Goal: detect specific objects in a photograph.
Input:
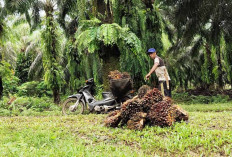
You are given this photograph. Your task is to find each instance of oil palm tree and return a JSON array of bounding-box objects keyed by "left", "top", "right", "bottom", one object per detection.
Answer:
[
  {"left": 162, "top": 0, "right": 232, "bottom": 88},
  {"left": 0, "top": 4, "right": 7, "bottom": 99},
  {"left": 75, "top": 20, "right": 144, "bottom": 89},
  {"left": 4, "top": 0, "right": 65, "bottom": 103}
]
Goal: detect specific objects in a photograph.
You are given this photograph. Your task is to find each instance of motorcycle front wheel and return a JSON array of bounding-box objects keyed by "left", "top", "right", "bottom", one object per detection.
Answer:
[{"left": 62, "top": 98, "right": 85, "bottom": 115}]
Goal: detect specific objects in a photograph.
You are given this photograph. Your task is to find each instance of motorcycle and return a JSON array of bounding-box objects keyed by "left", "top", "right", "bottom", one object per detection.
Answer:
[{"left": 62, "top": 78, "right": 132, "bottom": 115}]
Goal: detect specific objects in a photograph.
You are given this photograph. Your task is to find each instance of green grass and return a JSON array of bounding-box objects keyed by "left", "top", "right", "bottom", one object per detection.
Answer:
[
  {"left": 0, "top": 103, "right": 232, "bottom": 156},
  {"left": 180, "top": 102, "right": 232, "bottom": 112}
]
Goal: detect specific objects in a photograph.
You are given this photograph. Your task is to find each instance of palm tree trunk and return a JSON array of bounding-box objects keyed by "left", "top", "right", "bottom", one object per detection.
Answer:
[
  {"left": 216, "top": 46, "right": 223, "bottom": 88},
  {"left": 0, "top": 47, "right": 2, "bottom": 99},
  {"left": 0, "top": 77, "right": 3, "bottom": 99},
  {"left": 100, "top": 45, "right": 120, "bottom": 90},
  {"left": 205, "top": 44, "right": 214, "bottom": 87},
  {"left": 178, "top": 72, "right": 183, "bottom": 90},
  {"left": 230, "top": 78, "right": 232, "bottom": 89},
  {"left": 53, "top": 87, "right": 60, "bottom": 104},
  {"left": 102, "top": 56, "right": 120, "bottom": 90},
  {"left": 184, "top": 79, "right": 188, "bottom": 91},
  {"left": 44, "top": 3, "right": 61, "bottom": 104},
  {"left": 94, "top": 0, "right": 113, "bottom": 23}
]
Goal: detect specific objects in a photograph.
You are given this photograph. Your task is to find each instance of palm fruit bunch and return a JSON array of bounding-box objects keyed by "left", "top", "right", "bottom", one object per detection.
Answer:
[
  {"left": 120, "top": 98, "right": 144, "bottom": 126},
  {"left": 137, "top": 85, "right": 151, "bottom": 98},
  {"left": 170, "top": 105, "right": 189, "bottom": 122},
  {"left": 108, "top": 70, "right": 131, "bottom": 80},
  {"left": 147, "top": 100, "right": 175, "bottom": 127},
  {"left": 104, "top": 85, "right": 189, "bottom": 130},
  {"left": 104, "top": 110, "right": 122, "bottom": 127},
  {"left": 141, "top": 88, "right": 163, "bottom": 112},
  {"left": 127, "top": 112, "right": 147, "bottom": 130}
]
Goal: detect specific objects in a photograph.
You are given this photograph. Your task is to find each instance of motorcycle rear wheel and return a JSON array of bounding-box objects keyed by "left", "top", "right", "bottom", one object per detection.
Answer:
[{"left": 62, "top": 98, "right": 85, "bottom": 115}]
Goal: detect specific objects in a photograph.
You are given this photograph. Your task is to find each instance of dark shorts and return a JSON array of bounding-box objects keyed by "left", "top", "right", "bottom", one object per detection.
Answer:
[{"left": 158, "top": 81, "right": 172, "bottom": 97}]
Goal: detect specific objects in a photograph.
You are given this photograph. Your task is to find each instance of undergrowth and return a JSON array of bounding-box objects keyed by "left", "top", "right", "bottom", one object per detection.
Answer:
[
  {"left": 0, "top": 111, "right": 231, "bottom": 156},
  {"left": 0, "top": 96, "right": 61, "bottom": 116},
  {"left": 173, "top": 92, "right": 231, "bottom": 104}
]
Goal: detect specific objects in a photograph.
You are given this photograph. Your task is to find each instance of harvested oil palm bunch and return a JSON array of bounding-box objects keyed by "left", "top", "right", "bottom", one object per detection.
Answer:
[
  {"left": 120, "top": 98, "right": 144, "bottom": 126},
  {"left": 122, "top": 72, "right": 131, "bottom": 79},
  {"left": 127, "top": 112, "right": 147, "bottom": 130},
  {"left": 147, "top": 100, "right": 175, "bottom": 127},
  {"left": 163, "top": 96, "right": 172, "bottom": 104},
  {"left": 141, "top": 88, "right": 163, "bottom": 112},
  {"left": 144, "top": 88, "right": 163, "bottom": 103},
  {"left": 108, "top": 70, "right": 131, "bottom": 80},
  {"left": 170, "top": 105, "right": 189, "bottom": 122},
  {"left": 138, "top": 85, "right": 151, "bottom": 98},
  {"left": 104, "top": 110, "right": 121, "bottom": 127},
  {"left": 104, "top": 86, "right": 189, "bottom": 130}
]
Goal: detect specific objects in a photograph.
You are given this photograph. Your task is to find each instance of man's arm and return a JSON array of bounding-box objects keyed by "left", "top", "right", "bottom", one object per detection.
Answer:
[{"left": 145, "top": 62, "right": 159, "bottom": 80}]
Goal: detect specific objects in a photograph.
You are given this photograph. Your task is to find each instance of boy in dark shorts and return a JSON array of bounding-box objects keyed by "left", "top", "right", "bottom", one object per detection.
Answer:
[{"left": 145, "top": 48, "right": 171, "bottom": 97}]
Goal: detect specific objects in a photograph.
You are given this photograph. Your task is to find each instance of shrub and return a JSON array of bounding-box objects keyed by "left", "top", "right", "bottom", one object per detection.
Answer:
[
  {"left": 15, "top": 52, "right": 33, "bottom": 84},
  {"left": 173, "top": 92, "right": 230, "bottom": 104},
  {"left": 17, "top": 81, "right": 39, "bottom": 96},
  {"left": 36, "top": 81, "right": 53, "bottom": 97},
  {"left": 2, "top": 76, "right": 20, "bottom": 96},
  {"left": 17, "top": 81, "right": 52, "bottom": 97},
  {"left": 0, "top": 61, "right": 20, "bottom": 96},
  {"left": 0, "top": 96, "right": 60, "bottom": 116}
]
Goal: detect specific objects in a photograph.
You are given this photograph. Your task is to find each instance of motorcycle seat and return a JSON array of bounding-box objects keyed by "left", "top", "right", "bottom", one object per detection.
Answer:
[
  {"left": 104, "top": 97, "right": 114, "bottom": 101},
  {"left": 102, "top": 92, "right": 114, "bottom": 99},
  {"left": 89, "top": 98, "right": 116, "bottom": 111}
]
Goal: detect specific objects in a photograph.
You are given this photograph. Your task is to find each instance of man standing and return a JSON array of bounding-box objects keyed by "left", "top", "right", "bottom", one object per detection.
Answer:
[{"left": 145, "top": 48, "right": 171, "bottom": 97}]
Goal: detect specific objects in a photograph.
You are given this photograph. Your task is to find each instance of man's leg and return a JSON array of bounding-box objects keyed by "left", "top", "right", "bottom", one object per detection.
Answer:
[
  {"left": 163, "top": 81, "right": 171, "bottom": 97},
  {"left": 158, "top": 81, "right": 165, "bottom": 96}
]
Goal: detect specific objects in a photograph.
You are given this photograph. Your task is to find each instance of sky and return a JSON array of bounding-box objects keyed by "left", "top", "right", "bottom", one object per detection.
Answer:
[{"left": 0, "top": 0, "right": 4, "bottom": 7}]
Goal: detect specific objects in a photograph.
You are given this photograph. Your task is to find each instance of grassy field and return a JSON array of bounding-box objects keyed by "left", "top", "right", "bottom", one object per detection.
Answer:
[{"left": 0, "top": 103, "right": 232, "bottom": 157}]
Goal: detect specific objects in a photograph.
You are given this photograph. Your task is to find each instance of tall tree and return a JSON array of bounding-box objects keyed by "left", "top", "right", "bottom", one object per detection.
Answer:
[
  {"left": 0, "top": 4, "right": 6, "bottom": 99},
  {"left": 4, "top": 0, "right": 65, "bottom": 103},
  {"left": 0, "top": 53, "right": 3, "bottom": 99},
  {"left": 75, "top": 20, "right": 144, "bottom": 89},
  {"left": 163, "top": 0, "right": 232, "bottom": 89},
  {"left": 42, "top": 0, "right": 63, "bottom": 103}
]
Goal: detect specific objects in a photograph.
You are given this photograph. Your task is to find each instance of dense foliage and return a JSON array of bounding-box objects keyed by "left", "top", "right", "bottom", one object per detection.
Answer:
[{"left": 0, "top": 0, "right": 232, "bottom": 102}]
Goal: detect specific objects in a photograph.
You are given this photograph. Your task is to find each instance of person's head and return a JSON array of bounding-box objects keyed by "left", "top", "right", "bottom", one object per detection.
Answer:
[{"left": 147, "top": 48, "right": 157, "bottom": 59}]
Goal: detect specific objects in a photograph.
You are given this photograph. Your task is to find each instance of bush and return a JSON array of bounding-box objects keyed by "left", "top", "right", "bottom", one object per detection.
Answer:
[
  {"left": 2, "top": 76, "right": 20, "bottom": 96},
  {"left": 173, "top": 92, "right": 230, "bottom": 104},
  {"left": 0, "top": 61, "right": 20, "bottom": 96},
  {"left": 17, "top": 81, "right": 52, "bottom": 97},
  {"left": 0, "top": 96, "right": 60, "bottom": 116},
  {"left": 17, "top": 81, "right": 38, "bottom": 96},
  {"left": 15, "top": 52, "right": 33, "bottom": 84},
  {"left": 0, "top": 108, "right": 11, "bottom": 116},
  {"left": 11, "top": 97, "right": 56, "bottom": 111},
  {"left": 0, "top": 96, "right": 9, "bottom": 109},
  {"left": 36, "top": 81, "right": 53, "bottom": 97}
]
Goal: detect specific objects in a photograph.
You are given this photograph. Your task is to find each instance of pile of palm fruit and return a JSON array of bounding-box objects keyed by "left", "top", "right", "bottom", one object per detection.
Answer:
[
  {"left": 104, "top": 85, "right": 189, "bottom": 130},
  {"left": 108, "top": 70, "right": 131, "bottom": 80},
  {"left": 108, "top": 70, "right": 133, "bottom": 101}
]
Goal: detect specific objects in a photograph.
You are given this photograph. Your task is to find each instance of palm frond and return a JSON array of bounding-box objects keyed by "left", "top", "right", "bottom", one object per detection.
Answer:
[
  {"left": 4, "top": 0, "right": 32, "bottom": 13},
  {"left": 28, "top": 51, "right": 43, "bottom": 79},
  {"left": 25, "top": 41, "right": 37, "bottom": 56},
  {"left": 57, "top": 0, "right": 77, "bottom": 32},
  {"left": 12, "top": 15, "right": 27, "bottom": 28}
]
